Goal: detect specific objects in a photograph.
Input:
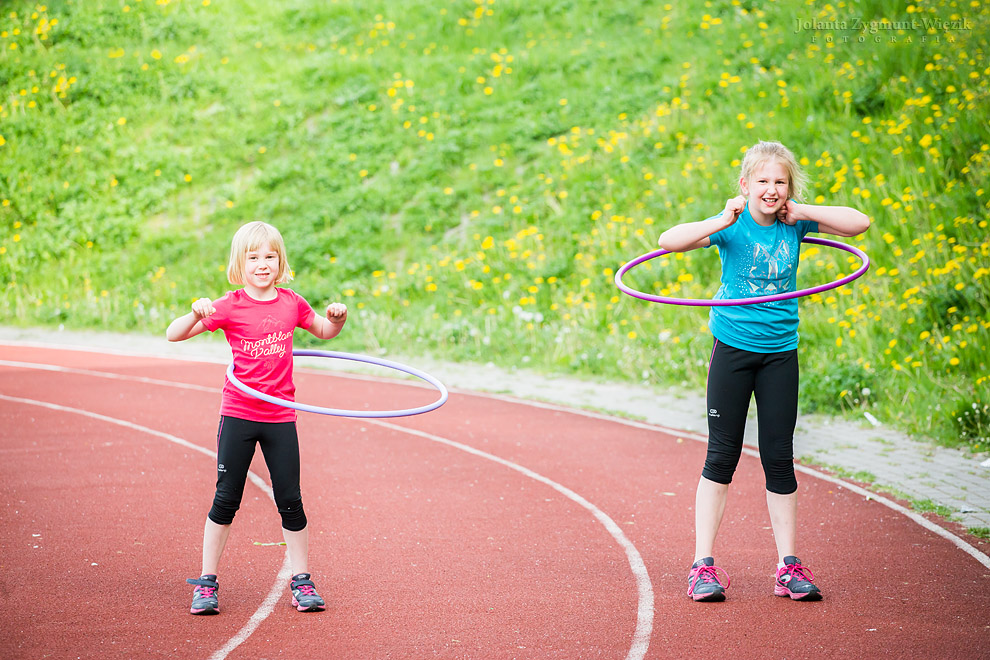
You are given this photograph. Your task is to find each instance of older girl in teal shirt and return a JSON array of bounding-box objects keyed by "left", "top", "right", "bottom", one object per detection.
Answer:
[{"left": 659, "top": 141, "right": 870, "bottom": 602}]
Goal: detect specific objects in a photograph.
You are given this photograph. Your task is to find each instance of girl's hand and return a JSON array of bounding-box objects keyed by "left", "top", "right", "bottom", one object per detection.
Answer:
[
  {"left": 191, "top": 297, "right": 216, "bottom": 320},
  {"left": 326, "top": 302, "right": 348, "bottom": 324},
  {"left": 776, "top": 200, "right": 804, "bottom": 225},
  {"left": 722, "top": 196, "right": 746, "bottom": 226}
]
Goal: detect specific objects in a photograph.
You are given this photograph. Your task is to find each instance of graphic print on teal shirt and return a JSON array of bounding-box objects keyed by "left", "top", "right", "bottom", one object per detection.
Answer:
[
  {"left": 747, "top": 240, "right": 795, "bottom": 296},
  {"left": 705, "top": 204, "right": 818, "bottom": 353}
]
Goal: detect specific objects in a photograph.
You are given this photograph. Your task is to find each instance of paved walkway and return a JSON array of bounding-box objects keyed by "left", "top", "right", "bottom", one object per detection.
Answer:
[{"left": 3, "top": 326, "right": 988, "bottom": 532}]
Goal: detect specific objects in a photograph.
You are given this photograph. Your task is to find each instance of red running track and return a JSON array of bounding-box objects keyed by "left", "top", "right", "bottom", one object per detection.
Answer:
[{"left": 0, "top": 343, "right": 988, "bottom": 660}]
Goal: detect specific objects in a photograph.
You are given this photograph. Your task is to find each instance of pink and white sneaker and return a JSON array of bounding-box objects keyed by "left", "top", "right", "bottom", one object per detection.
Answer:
[
  {"left": 289, "top": 573, "right": 326, "bottom": 612},
  {"left": 775, "top": 556, "right": 822, "bottom": 600},
  {"left": 687, "top": 557, "right": 730, "bottom": 602},
  {"left": 187, "top": 575, "right": 220, "bottom": 615}
]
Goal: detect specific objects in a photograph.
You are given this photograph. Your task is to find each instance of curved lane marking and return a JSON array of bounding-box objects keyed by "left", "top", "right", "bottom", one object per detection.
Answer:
[
  {"left": 466, "top": 392, "right": 990, "bottom": 570},
  {"left": 0, "top": 392, "right": 290, "bottom": 660},
  {"left": 367, "top": 418, "right": 654, "bottom": 659}
]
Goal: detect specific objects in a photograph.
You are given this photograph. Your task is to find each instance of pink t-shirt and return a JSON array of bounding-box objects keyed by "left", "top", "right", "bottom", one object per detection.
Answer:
[{"left": 201, "top": 288, "right": 317, "bottom": 423}]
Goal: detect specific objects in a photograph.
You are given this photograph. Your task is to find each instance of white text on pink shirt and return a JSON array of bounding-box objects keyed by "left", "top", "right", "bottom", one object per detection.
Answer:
[{"left": 241, "top": 331, "right": 293, "bottom": 359}]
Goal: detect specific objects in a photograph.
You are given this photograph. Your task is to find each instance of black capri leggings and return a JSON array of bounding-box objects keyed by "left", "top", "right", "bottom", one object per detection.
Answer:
[
  {"left": 702, "top": 339, "right": 799, "bottom": 495},
  {"left": 208, "top": 416, "right": 308, "bottom": 532}
]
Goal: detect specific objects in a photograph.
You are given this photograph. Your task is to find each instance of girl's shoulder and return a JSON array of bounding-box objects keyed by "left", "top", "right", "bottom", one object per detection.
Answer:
[
  {"left": 276, "top": 287, "right": 304, "bottom": 301},
  {"left": 213, "top": 289, "right": 239, "bottom": 305},
  {"left": 275, "top": 287, "right": 317, "bottom": 312}
]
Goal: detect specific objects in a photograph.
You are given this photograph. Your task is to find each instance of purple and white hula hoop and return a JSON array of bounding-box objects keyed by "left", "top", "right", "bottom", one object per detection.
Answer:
[
  {"left": 226, "top": 349, "right": 448, "bottom": 418},
  {"left": 614, "top": 236, "right": 870, "bottom": 306}
]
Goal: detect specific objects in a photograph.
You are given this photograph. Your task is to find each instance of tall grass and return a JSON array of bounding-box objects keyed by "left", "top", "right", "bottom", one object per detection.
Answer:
[{"left": 1, "top": 0, "right": 987, "bottom": 447}]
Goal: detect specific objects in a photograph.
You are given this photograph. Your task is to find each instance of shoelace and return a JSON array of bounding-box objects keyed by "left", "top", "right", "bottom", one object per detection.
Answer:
[
  {"left": 195, "top": 586, "right": 217, "bottom": 598},
  {"left": 295, "top": 584, "right": 318, "bottom": 597},
  {"left": 691, "top": 565, "right": 730, "bottom": 590},
  {"left": 778, "top": 563, "right": 815, "bottom": 583}
]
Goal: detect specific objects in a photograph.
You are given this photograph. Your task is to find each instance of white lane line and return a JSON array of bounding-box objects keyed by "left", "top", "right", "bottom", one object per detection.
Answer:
[
  {"left": 207, "top": 561, "right": 294, "bottom": 660},
  {"left": 459, "top": 391, "right": 990, "bottom": 570},
  {"left": 1, "top": 357, "right": 654, "bottom": 660},
  {"left": 367, "top": 418, "right": 654, "bottom": 660},
  {"left": 0, "top": 359, "right": 217, "bottom": 392},
  {"left": 0, "top": 392, "right": 290, "bottom": 660},
  {"left": 790, "top": 462, "right": 990, "bottom": 570}
]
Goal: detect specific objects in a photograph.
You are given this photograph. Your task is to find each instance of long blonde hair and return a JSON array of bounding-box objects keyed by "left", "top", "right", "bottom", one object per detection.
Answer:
[
  {"left": 226, "top": 221, "right": 293, "bottom": 286},
  {"left": 738, "top": 141, "right": 808, "bottom": 201}
]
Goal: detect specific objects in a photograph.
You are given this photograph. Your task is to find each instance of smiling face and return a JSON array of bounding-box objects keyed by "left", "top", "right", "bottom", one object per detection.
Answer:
[
  {"left": 740, "top": 159, "right": 790, "bottom": 223},
  {"left": 226, "top": 221, "right": 292, "bottom": 292},
  {"left": 243, "top": 241, "right": 281, "bottom": 297}
]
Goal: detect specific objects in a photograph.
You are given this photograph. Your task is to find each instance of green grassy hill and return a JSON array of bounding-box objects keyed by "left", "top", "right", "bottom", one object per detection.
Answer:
[{"left": 1, "top": 0, "right": 987, "bottom": 447}]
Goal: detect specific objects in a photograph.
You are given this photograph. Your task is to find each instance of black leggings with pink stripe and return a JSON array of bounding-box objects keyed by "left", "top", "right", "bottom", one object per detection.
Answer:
[
  {"left": 208, "top": 416, "right": 308, "bottom": 531},
  {"left": 702, "top": 339, "right": 799, "bottom": 495}
]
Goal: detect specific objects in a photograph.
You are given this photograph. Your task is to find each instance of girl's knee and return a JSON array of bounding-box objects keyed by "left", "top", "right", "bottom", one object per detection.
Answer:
[
  {"left": 208, "top": 495, "right": 241, "bottom": 525},
  {"left": 764, "top": 462, "right": 797, "bottom": 494},
  {"left": 278, "top": 498, "right": 307, "bottom": 531}
]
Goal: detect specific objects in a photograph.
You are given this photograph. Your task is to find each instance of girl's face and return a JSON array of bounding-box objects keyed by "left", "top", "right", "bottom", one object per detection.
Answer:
[
  {"left": 243, "top": 241, "right": 280, "bottom": 296},
  {"left": 740, "top": 159, "right": 789, "bottom": 219}
]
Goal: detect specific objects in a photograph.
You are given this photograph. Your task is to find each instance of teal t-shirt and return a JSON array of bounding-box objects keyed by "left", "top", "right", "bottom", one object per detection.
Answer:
[{"left": 706, "top": 205, "right": 818, "bottom": 353}]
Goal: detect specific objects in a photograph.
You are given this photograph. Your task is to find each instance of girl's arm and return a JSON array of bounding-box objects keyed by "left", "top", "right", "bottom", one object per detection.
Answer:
[
  {"left": 166, "top": 298, "right": 215, "bottom": 342},
  {"left": 307, "top": 302, "right": 348, "bottom": 340},
  {"left": 658, "top": 196, "right": 745, "bottom": 252},
  {"left": 778, "top": 201, "right": 870, "bottom": 237}
]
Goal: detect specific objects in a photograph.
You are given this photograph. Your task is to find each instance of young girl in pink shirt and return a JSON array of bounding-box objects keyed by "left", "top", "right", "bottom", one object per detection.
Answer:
[{"left": 167, "top": 221, "right": 348, "bottom": 615}]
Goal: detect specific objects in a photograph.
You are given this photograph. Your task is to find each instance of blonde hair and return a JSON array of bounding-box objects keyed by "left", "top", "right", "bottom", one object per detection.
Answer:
[
  {"left": 738, "top": 141, "right": 808, "bottom": 201},
  {"left": 226, "top": 221, "right": 293, "bottom": 286}
]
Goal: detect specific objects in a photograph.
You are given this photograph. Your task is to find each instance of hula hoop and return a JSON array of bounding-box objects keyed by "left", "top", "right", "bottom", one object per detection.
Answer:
[
  {"left": 226, "top": 349, "right": 448, "bottom": 418},
  {"left": 614, "top": 236, "right": 869, "bottom": 306}
]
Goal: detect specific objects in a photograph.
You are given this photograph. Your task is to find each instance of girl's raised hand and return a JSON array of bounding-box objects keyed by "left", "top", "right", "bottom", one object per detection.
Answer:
[
  {"left": 191, "top": 297, "right": 216, "bottom": 319},
  {"left": 326, "top": 302, "right": 348, "bottom": 324},
  {"left": 777, "top": 200, "right": 795, "bottom": 225},
  {"left": 776, "top": 200, "right": 805, "bottom": 226},
  {"left": 722, "top": 195, "right": 746, "bottom": 226}
]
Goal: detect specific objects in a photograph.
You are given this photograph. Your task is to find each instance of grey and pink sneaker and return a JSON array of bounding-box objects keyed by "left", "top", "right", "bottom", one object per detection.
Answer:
[
  {"left": 774, "top": 556, "right": 822, "bottom": 600},
  {"left": 289, "top": 573, "right": 326, "bottom": 612},
  {"left": 186, "top": 574, "right": 220, "bottom": 615},
  {"left": 687, "top": 557, "right": 730, "bottom": 602}
]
